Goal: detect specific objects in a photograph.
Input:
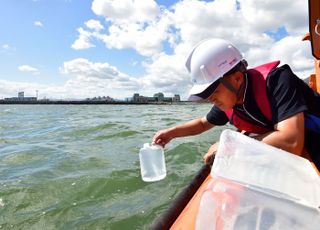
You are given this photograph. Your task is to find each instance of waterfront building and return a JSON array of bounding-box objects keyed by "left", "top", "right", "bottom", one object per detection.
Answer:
[
  {"left": 173, "top": 94, "right": 181, "bottom": 102},
  {"left": 132, "top": 93, "right": 180, "bottom": 103},
  {"left": 18, "top": 91, "right": 24, "bottom": 98},
  {"left": 86, "top": 96, "right": 114, "bottom": 102},
  {"left": 4, "top": 92, "right": 37, "bottom": 102}
]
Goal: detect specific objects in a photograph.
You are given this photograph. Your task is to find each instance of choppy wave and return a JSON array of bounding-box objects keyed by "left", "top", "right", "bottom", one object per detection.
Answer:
[{"left": 0, "top": 104, "right": 224, "bottom": 229}]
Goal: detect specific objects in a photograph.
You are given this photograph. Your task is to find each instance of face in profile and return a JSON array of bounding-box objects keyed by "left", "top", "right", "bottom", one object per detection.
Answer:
[{"left": 206, "top": 72, "right": 244, "bottom": 111}]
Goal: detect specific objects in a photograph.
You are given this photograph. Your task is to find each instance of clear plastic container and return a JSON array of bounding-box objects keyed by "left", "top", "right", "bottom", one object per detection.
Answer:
[
  {"left": 195, "top": 129, "right": 320, "bottom": 229},
  {"left": 211, "top": 129, "right": 320, "bottom": 208},
  {"left": 139, "top": 143, "right": 166, "bottom": 182},
  {"left": 196, "top": 177, "right": 320, "bottom": 230}
]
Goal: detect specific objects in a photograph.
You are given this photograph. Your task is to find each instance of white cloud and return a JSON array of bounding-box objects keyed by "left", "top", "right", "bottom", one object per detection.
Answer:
[
  {"left": 72, "top": 0, "right": 167, "bottom": 56},
  {"left": 85, "top": 19, "right": 104, "bottom": 31},
  {"left": 148, "top": 0, "right": 312, "bottom": 97},
  {"left": 97, "top": 19, "right": 169, "bottom": 56},
  {"left": 78, "top": 1, "right": 311, "bottom": 54},
  {"left": 18, "top": 65, "right": 40, "bottom": 74},
  {"left": 0, "top": 77, "right": 138, "bottom": 101},
  {"left": 34, "top": 21, "right": 43, "bottom": 27},
  {"left": 1, "top": 44, "right": 16, "bottom": 54},
  {"left": 2, "top": 58, "right": 142, "bottom": 100},
  {"left": 91, "top": 0, "right": 159, "bottom": 23},
  {"left": 140, "top": 52, "right": 190, "bottom": 96},
  {"left": 2, "top": 44, "right": 10, "bottom": 49},
  {"left": 59, "top": 58, "right": 140, "bottom": 97},
  {"left": 71, "top": 20, "right": 104, "bottom": 50},
  {"left": 240, "top": 0, "right": 308, "bottom": 36},
  {"left": 4, "top": 0, "right": 313, "bottom": 100},
  {"left": 0, "top": 79, "right": 41, "bottom": 99},
  {"left": 60, "top": 58, "right": 122, "bottom": 79},
  {"left": 268, "top": 36, "right": 314, "bottom": 79},
  {"left": 71, "top": 28, "right": 95, "bottom": 50}
]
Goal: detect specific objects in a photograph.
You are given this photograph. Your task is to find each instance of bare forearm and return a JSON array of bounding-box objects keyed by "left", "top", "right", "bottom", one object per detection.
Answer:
[
  {"left": 253, "top": 112, "right": 305, "bottom": 156},
  {"left": 254, "top": 130, "right": 304, "bottom": 155},
  {"left": 170, "top": 117, "right": 214, "bottom": 138},
  {"left": 153, "top": 117, "right": 214, "bottom": 147}
]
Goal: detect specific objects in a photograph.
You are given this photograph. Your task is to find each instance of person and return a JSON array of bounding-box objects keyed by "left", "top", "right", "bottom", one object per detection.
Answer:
[{"left": 152, "top": 38, "right": 320, "bottom": 171}]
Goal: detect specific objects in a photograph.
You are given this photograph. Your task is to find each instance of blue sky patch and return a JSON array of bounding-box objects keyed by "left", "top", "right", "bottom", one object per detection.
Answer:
[{"left": 265, "top": 26, "right": 289, "bottom": 41}]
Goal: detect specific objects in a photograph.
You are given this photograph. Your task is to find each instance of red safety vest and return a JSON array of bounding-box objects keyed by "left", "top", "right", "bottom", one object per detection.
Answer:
[{"left": 225, "top": 61, "right": 280, "bottom": 134}]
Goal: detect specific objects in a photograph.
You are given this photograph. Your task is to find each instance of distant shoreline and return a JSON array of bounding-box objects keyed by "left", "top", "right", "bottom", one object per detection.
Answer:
[{"left": 0, "top": 100, "right": 195, "bottom": 105}]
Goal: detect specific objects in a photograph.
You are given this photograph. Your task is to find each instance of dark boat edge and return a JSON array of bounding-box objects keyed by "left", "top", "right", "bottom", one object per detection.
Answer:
[{"left": 150, "top": 155, "right": 215, "bottom": 230}]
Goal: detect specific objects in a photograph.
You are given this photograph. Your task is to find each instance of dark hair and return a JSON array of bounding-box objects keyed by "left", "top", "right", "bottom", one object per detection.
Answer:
[
  {"left": 223, "top": 59, "right": 247, "bottom": 77},
  {"left": 194, "top": 59, "right": 248, "bottom": 99}
]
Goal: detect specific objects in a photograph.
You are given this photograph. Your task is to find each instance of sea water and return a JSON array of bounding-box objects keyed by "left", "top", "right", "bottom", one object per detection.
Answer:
[{"left": 0, "top": 104, "right": 226, "bottom": 229}]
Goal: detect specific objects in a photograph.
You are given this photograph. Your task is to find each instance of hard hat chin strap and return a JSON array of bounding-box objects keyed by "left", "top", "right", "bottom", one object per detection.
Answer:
[{"left": 219, "top": 74, "right": 245, "bottom": 102}]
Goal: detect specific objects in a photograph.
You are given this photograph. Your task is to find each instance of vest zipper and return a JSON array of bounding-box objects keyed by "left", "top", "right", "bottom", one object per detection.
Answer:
[
  {"left": 241, "top": 73, "right": 268, "bottom": 127},
  {"left": 242, "top": 104, "right": 268, "bottom": 126}
]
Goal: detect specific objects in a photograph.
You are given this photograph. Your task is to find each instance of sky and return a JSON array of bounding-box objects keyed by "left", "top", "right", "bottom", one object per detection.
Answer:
[{"left": 0, "top": 0, "right": 314, "bottom": 100}]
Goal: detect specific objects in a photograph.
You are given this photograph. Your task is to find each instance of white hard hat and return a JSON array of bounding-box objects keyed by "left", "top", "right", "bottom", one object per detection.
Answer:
[{"left": 186, "top": 38, "right": 243, "bottom": 97}]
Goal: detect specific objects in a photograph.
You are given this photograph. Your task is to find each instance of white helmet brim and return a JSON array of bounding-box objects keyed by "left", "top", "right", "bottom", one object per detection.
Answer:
[
  {"left": 188, "top": 82, "right": 212, "bottom": 99},
  {"left": 188, "top": 94, "right": 204, "bottom": 102}
]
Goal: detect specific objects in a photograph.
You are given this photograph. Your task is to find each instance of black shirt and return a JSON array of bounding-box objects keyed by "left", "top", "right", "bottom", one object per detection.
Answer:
[
  {"left": 206, "top": 64, "right": 320, "bottom": 127},
  {"left": 206, "top": 64, "right": 320, "bottom": 170}
]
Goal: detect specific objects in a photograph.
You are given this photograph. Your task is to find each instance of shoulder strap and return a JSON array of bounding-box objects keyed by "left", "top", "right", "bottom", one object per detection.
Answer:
[{"left": 247, "top": 61, "right": 280, "bottom": 121}]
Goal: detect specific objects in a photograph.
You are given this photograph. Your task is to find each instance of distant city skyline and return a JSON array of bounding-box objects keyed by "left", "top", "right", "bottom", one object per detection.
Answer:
[
  {"left": 0, "top": 0, "right": 313, "bottom": 100},
  {"left": 3, "top": 90, "right": 181, "bottom": 102}
]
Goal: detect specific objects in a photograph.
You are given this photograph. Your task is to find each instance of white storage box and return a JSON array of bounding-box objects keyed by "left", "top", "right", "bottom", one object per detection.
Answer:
[{"left": 196, "top": 129, "right": 320, "bottom": 230}]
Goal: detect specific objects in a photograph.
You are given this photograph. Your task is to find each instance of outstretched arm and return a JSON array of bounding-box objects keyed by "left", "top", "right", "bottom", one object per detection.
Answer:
[{"left": 153, "top": 117, "right": 214, "bottom": 147}]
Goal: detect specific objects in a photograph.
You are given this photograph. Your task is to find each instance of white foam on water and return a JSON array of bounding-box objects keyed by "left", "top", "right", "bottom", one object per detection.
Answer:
[{"left": 0, "top": 198, "right": 4, "bottom": 207}]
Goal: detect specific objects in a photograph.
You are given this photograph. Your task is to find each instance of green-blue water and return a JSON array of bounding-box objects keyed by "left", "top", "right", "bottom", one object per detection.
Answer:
[{"left": 0, "top": 104, "right": 226, "bottom": 229}]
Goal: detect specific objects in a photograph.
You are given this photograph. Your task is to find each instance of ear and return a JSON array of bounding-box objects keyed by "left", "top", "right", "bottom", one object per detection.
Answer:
[{"left": 232, "top": 71, "right": 244, "bottom": 87}]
